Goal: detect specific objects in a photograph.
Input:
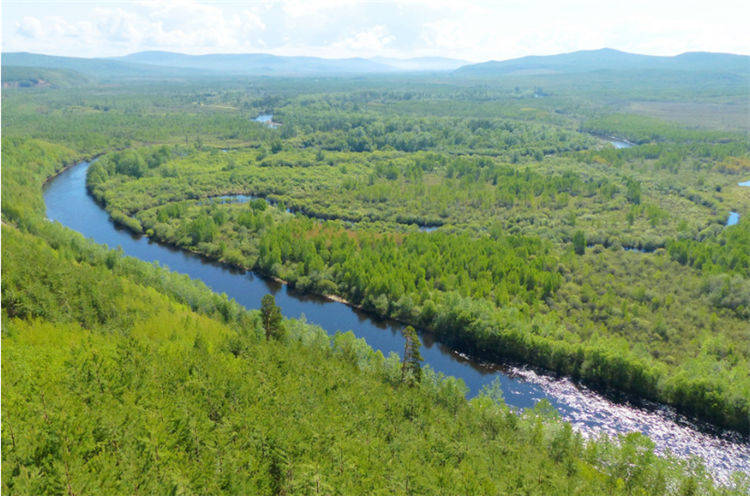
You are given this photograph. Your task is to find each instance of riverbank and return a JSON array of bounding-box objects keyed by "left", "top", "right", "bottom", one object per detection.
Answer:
[
  {"left": 41, "top": 157, "right": 750, "bottom": 481},
  {"left": 81, "top": 158, "right": 749, "bottom": 436}
]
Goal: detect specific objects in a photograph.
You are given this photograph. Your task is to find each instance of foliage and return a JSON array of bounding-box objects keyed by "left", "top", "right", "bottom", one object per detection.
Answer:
[
  {"left": 667, "top": 217, "right": 750, "bottom": 278},
  {"left": 260, "top": 293, "right": 284, "bottom": 340},
  {"left": 1, "top": 67, "right": 748, "bottom": 474},
  {"left": 89, "top": 142, "right": 750, "bottom": 432},
  {"left": 3, "top": 223, "right": 745, "bottom": 495},
  {"left": 573, "top": 230, "right": 586, "bottom": 255},
  {"left": 400, "top": 325, "right": 423, "bottom": 384},
  {"left": 582, "top": 113, "right": 748, "bottom": 144}
]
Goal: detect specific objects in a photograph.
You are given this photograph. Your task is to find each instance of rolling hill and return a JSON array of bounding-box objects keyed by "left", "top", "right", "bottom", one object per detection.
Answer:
[
  {"left": 4, "top": 49, "right": 747, "bottom": 82},
  {"left": 111, "top": 51, "right": 392, "bottom": 75},
  {"left": 1, "top": 52, "right": 210, "bottom": 80},
  {"left": 2, "top": 51, "right": 467, "bottom": 78},
  {"left": 1, "top": 65, "right": 90, "bottom": 88},
  {"left": 453, "top": 48, "right": 750, "bottom": 76}
]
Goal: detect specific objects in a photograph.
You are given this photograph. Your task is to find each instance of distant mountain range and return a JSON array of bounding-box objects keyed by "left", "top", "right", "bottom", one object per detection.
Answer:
[
  {"left": 454, "top": 48, "right": 750, "bottom": 76},
  {"left": 2, "top": 51, "right": 467, "bottom": 79},
  {"left": 371, "top": 56, "right": 467, "bottom": 71},
  {"left": 2, "top": 48, "right": 747, "bottom": 82},
  {"left": 1, "top": 52, "right": 210, "bottom": 80},
  {"left": 114, "top": 51, "right": 468, "bottom": 73}
]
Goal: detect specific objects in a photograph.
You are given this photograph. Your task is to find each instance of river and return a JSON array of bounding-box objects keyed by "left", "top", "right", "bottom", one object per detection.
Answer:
[
  {"left": 588, "top": 133, "right": 635, "bottom": 149},
  {"left": 608, "top": 138, "right": 634, "bottom": 149},
  {"left": 43, "top": 159, "right": 749, "bottom": 483}
]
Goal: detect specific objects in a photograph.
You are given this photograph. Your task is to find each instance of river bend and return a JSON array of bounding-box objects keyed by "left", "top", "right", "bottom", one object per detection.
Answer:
[{"left": 43, "top": 160, "right": 749, "bottom": 482}]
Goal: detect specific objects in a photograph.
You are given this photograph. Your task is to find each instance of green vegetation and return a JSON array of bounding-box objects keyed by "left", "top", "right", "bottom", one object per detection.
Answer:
[
  {"left": 1, "top": 65, "right": 89, "bottom": 88},
  {"left": 667, "top": 217, "right": 750, "bottom": 277},
  {"left": 5, "top": 224, "right": 739, "bottom": 494},
  {"left": 581, "top": 113, "right": 747, "bottom": 144},
  {"left": 260, "top": 293, "right": 285, "bottom": 340},
  {"left": 79, "top": 86, "right": 750, "bottom": 433},
  {"left": 400, "top": 325, "right": 424, "bottom": 385},
  {"left": 2, "top": 61, "right": 749, "bottom": 491}
]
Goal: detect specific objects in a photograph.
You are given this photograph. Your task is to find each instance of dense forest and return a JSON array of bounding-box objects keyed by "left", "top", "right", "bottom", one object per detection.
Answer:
[
  {"left": 2, "top": 60, "right": 749, "bottom": 493},
  {"left": 78, "top": 84, "right": 750, "bottom": 434}
]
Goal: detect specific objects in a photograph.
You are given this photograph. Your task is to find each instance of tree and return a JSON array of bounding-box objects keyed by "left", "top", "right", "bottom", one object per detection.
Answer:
[
  {"left": 261, "top": 294, "right": 284, "bottom": 340},
  {"left": 625, "top": 177, "right": 642, "bottom": 205},
  {"left": 573, "top": 230, "right": 586, "bottom": 255},
  {"left": 114, "top": 150, "right": 146, "bottom": 178},
  {"left": 400, "top": 326, "right": 423, "bottom": 384},
  {"left": 187, "top": 214, "right": 217, "bottom": 244}
]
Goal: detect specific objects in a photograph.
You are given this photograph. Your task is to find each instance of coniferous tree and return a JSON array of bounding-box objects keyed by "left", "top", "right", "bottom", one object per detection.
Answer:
[
  {"left": 261, "top": 293, "right": 284, "bottom": 340},
  {"left": 400, "top": 326, "right": 423, "bottom": 384},
  {"left": 573, "top": 230, "right": 586, "bottom": 255}
]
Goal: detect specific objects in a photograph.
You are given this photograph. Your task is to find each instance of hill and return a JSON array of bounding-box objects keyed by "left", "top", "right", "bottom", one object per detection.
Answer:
[
  {"left": 454, "top": 48, "right": 750, "bottom": 76},
  {"left": 112, "top": 51, "right": 395, "bottom": 75},
  {"left": 7, "top": 49, "right": 748, "bottom": 79},
  {"left": 1, "top": 52, "right": 213, "bottom": 80},
  {"left": 2, "top": 51, "right": 469, "bottom": 78},
  {"left": 371, "top": 56, "right": 468, "bottom": 71},
  {"left": 1, "top": 65, "right": 89, "bottom": 88}
]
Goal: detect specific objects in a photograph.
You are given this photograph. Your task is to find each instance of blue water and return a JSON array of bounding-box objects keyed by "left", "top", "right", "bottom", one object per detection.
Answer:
[
  {"left": 724, "top": 179, "right": 748, "bottom": 226},
  {"left": 42, "top": 160, "right": 750, "bottom": 482},
  {"left": 44, "top": 161, "right": 531, "bottom": 402},
  {"left": 254, "top": 114, "right": 279, "bottom": 127},
  {"left": 727, "top": 212, "right": 740, "bottom": 226},
  {"left": 609, "top": 139, "right": 634, "bottom": 149}
]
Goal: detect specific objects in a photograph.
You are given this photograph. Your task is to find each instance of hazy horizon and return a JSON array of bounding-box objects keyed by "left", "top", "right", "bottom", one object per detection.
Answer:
[
  {"left": 4, "top": 46, "right": 749, "bottom": 65},
  {"left": 3, "top": 0, "right": 749, "bottom": 63}
]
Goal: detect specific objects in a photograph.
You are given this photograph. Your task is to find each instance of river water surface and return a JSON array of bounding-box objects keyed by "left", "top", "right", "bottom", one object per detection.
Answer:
[{"left": 44, "top": 160, "right": 749, "bottom": 482}]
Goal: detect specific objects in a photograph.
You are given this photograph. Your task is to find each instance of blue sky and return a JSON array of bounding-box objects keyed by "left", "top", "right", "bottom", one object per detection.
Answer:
[{"left": 3, "top": 0, "right": 749, "bottom": 61}]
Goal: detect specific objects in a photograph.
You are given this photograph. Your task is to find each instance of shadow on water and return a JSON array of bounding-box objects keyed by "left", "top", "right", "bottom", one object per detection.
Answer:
[{"left": 43, "top": 160, "right": 750, "bottom": 482}]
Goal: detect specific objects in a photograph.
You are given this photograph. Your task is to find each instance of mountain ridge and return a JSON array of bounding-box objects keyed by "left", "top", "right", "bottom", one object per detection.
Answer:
[
  {"left": 3, "top": 48, "right": 748, "bottom": 80},
  {"left": 453, "top": 48, "right": 750, "bottom": 76}
]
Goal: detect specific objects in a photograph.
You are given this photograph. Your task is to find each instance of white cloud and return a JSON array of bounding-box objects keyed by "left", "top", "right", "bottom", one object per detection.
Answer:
[
  {"left": 6, "top": 0, "right": 269, "bottom": 56},
  {"left": 3, "top": 0, "right": 749, "bottom": 60},
  {"left": 16, "top": 16, "right": 45, "bottom": 39},
  {"left": 335, "top": 25, "right": 395, "bottom": 54}
]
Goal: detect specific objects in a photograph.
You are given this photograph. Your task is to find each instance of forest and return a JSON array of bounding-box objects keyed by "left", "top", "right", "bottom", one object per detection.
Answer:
[
  {"left": 2, "top": 63, "right": 749, "bottom": 493},
  {"left": 78, "top": 84, "right": 750, "bottom": 434}
]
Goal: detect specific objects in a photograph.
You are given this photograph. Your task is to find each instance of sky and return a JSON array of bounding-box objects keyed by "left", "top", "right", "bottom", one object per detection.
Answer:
[{"left": 3, "top": 0, "right": 749, "bottom": 62}]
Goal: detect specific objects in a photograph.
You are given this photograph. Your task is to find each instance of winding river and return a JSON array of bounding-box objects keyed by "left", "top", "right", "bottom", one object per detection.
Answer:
[{"left": 44, "top": 160, "right": 749, "bottom": 482}]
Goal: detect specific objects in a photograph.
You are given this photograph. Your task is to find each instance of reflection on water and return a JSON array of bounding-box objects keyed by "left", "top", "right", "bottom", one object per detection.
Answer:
[{"left": 43, "top": 160, "right": 750, "bottom": 483}]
